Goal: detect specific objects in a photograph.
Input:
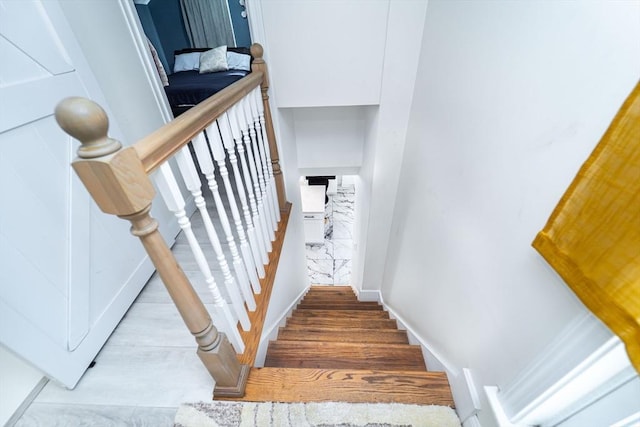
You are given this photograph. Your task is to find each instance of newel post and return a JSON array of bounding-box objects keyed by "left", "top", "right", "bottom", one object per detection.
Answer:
[
  {"left": 54, "top": 97, "right": 249, "bottom": 397},
  {"left": 250, "top": 43, "right": 287, "bottom": 212}
]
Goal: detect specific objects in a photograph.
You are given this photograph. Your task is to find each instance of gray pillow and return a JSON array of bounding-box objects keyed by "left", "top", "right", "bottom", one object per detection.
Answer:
[
  {"left": 199, "top": 45, "right": 228, "bottom": 74},
  {"left": 227, "top": 51, "right": 251, "bottom": 71}
]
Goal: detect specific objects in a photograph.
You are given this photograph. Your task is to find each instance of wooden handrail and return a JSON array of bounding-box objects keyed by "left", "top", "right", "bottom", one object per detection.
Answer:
[
  {"left": 135, "top": 72, "right": 263, "bottom": 174},
  {"left": 54, "top": 43, "right": 288, "bottom": 398},
  {"left": 55, "top": 97, "right": 249, "bottom": 397}
]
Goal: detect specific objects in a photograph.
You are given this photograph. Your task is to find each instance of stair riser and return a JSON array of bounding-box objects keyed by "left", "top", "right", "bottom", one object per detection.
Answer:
[
  {"left": 277, "top": 328, "right": 409, "bottom": 344},
  {"left": 304, "top": 292, "right": 357, "bottom": 299},
  {"left": 297, "top": 303, "right": 382, "bottom": 310},
  {"left": 292, "top": 310, "right": 389, "bottom": 319},
  {"left": 301, "top": 296, "right": 359, "bottom": 303},
  {"left": 286, "top": 318, "right": 398, "bottom": 329},
  {"left": 265, "top": 341, "right": 426, "bottom": 371}
]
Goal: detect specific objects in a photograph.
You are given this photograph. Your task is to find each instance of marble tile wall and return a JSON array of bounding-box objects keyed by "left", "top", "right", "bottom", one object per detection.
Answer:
[{"left": 305, "top": 184, "right": 355, "bottom": 285}]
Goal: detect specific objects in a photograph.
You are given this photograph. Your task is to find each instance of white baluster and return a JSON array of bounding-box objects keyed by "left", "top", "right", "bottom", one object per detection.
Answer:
[
  {"left": 239, "top": 95, "right": 276, "bottom": 244},
  {"left": 154, "top": 163, "right": 245, "bottom": 353},
  {"left": 252, "top": 87, "right": 281, "bottom": 223},
  {"left": 244, "top": 95, "right": 277, "bottom": 236},
  {"left": 191, "top": 132, "right": 259, "bottom": 306},
  {"left": 227, "top": 105, "right": 270, "bottom": 267},
  {"left": 205, "top": 122, "right": 263, "bottom": 293},
  {"left": 231, "top": 102, "right": 272, "bottom": 257},
  {"left": 237, "top": 100, "right": 273, "bottom": 251},
  {"left": 174, "top": 145, "right": 254, "bottom": 328}
]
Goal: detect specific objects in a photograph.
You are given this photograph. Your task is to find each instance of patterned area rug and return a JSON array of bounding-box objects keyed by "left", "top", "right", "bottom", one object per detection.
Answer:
[{"left": 174, "top": 401, "right": 461, "bottom": 427}]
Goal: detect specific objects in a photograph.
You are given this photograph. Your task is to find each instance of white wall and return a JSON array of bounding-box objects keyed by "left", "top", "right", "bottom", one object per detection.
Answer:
[
  {"left": 381, "top": 1, "right": 640, "bottom": 425},
  {"left": 353, "top": 0, "right": 429, "bottom": 292},
  {"left": 260, "top": 0, "right": 388, "bottom": 108},
  {"left": 294, "top": 106, "right": 366, "bottom": 175},
  {"left": 261, "top": 108, "right": 310, "bottom": 340},
  {"left": 58, "top": 1, "right": 169, "bottom": 142},
  {"left": 0, "top": 346, "right": 43, "bottom": 426}
]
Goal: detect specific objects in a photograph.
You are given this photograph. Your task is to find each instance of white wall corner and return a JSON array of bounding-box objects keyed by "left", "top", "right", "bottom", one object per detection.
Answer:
[
  {"left": 485, "top": 386, "right": 531, "bottom": 427},
  {"left": 498, "top": 312, "right": 615, "bottom": 424},
  {"left": 254, "top": 285, "right": 309, "bottom": 367},
  {"left": 380, "top": 297, "right": 483, "bottom": 423},
  {"left": 463, "top": 415, "right": 483, "bottom": 427}
]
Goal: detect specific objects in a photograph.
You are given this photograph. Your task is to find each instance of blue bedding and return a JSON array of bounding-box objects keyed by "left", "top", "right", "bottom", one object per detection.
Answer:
[{"left": 165, "top": 69, "right": 250, "bottom": 115}]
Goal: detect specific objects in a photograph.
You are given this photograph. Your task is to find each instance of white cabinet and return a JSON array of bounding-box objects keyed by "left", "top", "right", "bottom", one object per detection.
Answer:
[{"left": 300, "top": 185, "right": 325, "bottom": 244}]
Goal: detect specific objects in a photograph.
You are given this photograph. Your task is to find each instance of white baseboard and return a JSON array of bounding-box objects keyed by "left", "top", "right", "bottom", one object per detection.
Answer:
[
  {"left": 372, "top": 293, "right": 481, "bottom": 424},
  {"left": 486, "top": 386, "right": 527, "bottom": 427},
  {"left": 354, "top": 288, "right": 381, "bottom": 302},
  {"left": 463, "top": 415, "right": 483, "bottom": 427},
  {"left": 254, "top": 285, "right": 309, "bottom": 367},
  {"left": 5, "top": 377, "right": 48, "bottom": 427}
]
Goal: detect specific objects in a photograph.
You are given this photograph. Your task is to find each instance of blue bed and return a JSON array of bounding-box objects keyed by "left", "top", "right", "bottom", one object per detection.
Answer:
[{"left": 164, "top": 47, "right": 252, "bottom": 116}]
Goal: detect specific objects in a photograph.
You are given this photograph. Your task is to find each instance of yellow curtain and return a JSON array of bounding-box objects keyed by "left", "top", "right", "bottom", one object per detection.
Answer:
[{"left": 533, "top": 81, "right": 640, "bottom": 374}]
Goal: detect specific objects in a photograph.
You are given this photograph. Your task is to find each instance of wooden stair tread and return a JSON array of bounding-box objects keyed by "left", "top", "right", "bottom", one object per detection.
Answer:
[
  {"left": 303, "top": 291, "right": 357, "bottom": 299},
  {"left": 233, "top": 285, "right": 454, "bottom": 408},
  {"left": 297, "top": 302, "right": 382, "bottom": 310},
  {"left": 265, "top": 340, "right": 426, "bottom": 371},
  {"left": 277, "top": 327, "right": 409, "bottom": 344},
  {"left": 291, "top": 309, "right": 389, "bottom": 319},
  {"left": 308, "top": 286, "right": 354, "bottom": 291},
  {"left": 286, "top": 317, "right": 397, "bottom": 329},
  {"left": 221, "top": 368, "right": 454, "bottom": 407}
]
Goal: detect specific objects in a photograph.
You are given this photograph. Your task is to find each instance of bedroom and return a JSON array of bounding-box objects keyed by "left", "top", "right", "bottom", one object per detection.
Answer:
[{"left": 133, "top": 0, "right": 254, "bottom": 116}]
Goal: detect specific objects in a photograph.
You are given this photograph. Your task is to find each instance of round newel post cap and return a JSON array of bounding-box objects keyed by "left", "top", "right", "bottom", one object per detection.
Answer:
[
  {"left": 55, "top": 97, "right": 122, "bottom": 159},
  {"left": 250, "top": 43, "right": 264, "bottom": 61}
]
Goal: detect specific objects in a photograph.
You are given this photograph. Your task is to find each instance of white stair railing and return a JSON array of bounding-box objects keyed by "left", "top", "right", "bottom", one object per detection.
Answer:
[
  {"left": 218, "top": 108, "right": 266, "bottom": 278},
  {"left": 205, "top": 121, "right": 263, "bottom": 295},
  {"left": 56, "top": 45, "right": 287, "bottom": 397},
  {"left": 153, "top": 163, "right": 245, "bottom": 353},
  {"left": 242, "top": 96, "right": 276, "bottom": 241},
  {"left": 235, "top": 102, "right": 273, "bottom": 255},
  {"left": 174, "top": 145, "right": 254, "bottom": 320},
  {"left": 251, "top": 87, "right": 281, "bottom": 224},
  {"left": 246, "top": 90, "right": 279, "bottom": 233},
  {"left": 191, "top": 131, "right": 260, "bottom": 305}
]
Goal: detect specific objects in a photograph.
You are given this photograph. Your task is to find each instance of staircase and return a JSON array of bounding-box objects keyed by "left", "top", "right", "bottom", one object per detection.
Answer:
[{"left": 224, "top": 286, "right": 454, "bottom": 406}]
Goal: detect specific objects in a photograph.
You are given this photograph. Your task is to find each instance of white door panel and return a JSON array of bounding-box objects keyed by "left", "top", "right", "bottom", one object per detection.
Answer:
[
  {"left": 0, "top": 0, "right": 153, "bottom": 387},
  {"left": 0, "top": 1, "right": 74, "bottom": 75},
  {"left": 0, "top": 73, "right": 85, "bottom": 134}
]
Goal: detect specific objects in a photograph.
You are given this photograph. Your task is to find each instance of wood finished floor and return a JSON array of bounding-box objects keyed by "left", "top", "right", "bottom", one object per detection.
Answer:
[
  {"left": 223, "top": 286, "right": 455, "bottom": 407},
  {"left": 15, "top": 189, "right": 259, "bottom": 426}
]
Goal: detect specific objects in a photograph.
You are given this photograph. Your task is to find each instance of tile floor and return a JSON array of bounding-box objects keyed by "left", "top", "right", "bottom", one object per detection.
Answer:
[{"left": 305, "top": 184, "right": 355, "bottom": 285}]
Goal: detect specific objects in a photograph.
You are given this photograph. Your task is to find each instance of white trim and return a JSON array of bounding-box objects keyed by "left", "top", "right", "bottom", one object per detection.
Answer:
[
  {"left": 462, "top": 415, "right": 483, "bottom": 427},
  {"left": 527, "top": 338, "right": 636, "bottom": 426},
  {"left": 485, "top": 335, "right": 637, "bottom": 427},
  {"left": 244, "top": 0, "right": 266, "bottom": 47},
  {"left": 354, "top": 288, "right": 380, "bottom": 302},
  {"left": 119, "top": 0, "right": 173, "bottom": 123},
  {"left": 253, "top": 285, "right": 309, "bottom": 367},
  {"left": 499, "top": 312, "right": 613, "bottom": 419},
  {"left": 377, "top": 293, "right": 482, "bottom": 423},
  {"left": 611, "top": 410, "right": 640, "bottom": 427},
  {"left": 4, "top": 377, "right": 48, "bottom": 427},
  {"left": 486, "top": 386, "right": 528, "bottom": 427}
]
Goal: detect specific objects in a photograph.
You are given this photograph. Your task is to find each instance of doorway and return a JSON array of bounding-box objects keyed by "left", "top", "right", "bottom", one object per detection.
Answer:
[{"left": 301, "top": 176, "right": 356, "bottom": 285}]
